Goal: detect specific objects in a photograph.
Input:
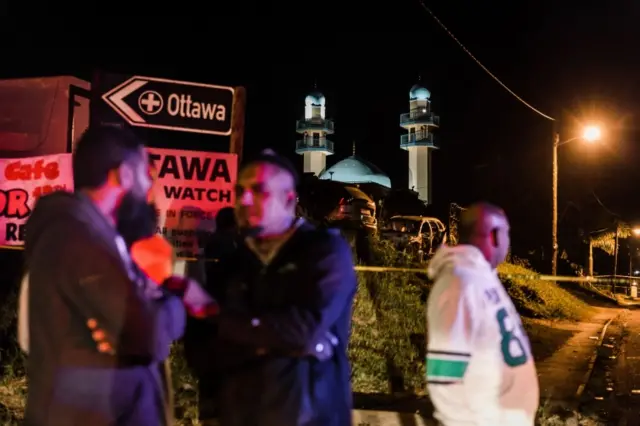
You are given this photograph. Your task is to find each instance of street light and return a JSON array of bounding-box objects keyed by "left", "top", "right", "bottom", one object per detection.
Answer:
[
  {"left": 552, "top": 125, "right": 602, "bottom": 277},
  {"left": 583, "top": 126, "right": 602, "bottom": 142}
]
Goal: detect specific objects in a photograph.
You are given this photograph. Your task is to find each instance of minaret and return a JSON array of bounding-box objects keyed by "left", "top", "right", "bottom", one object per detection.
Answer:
[
  {"left": 399, "top": 80, "right": 440, "bottom": 204},
  {"left": 295, "top": 88, "right": 335, "bottom": 175}
]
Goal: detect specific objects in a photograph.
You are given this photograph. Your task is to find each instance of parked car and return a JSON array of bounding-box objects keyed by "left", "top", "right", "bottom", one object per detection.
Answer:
[
  {"left": 325, "top": 186, "right": 377, "bottom": 231},
  {"left": 380, "top": 215, "right": 447, "bottom": 261}
]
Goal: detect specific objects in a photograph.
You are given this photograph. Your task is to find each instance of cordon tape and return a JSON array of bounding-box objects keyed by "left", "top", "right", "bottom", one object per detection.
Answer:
[{"left": 1, "top": 244, "right": 637, "bottom": 285}]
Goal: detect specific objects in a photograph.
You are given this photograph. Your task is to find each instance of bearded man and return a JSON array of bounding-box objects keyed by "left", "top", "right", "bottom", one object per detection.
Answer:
[{"left": 23, "top": 126, "right": 208, "bottom": 426}]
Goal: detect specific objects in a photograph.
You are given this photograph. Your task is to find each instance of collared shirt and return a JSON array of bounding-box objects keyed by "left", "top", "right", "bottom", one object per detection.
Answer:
[{"left": 244, "top": 218, "right": 305, "bottom": 265}]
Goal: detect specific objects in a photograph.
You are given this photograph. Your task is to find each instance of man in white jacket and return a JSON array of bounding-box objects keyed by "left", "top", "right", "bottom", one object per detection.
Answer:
[{"left": 426, "top": 202, "right": 539, "bottom": 426}]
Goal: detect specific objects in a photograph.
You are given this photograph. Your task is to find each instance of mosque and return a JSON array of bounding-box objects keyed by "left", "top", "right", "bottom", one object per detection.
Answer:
[{"left": 294, "top": 81, "right": 439, "bottom": 205}]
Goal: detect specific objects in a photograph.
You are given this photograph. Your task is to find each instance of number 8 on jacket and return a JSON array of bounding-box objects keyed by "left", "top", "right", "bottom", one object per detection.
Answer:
[{"left": 496, "top": 307, "right": 529, "bottom": 367}]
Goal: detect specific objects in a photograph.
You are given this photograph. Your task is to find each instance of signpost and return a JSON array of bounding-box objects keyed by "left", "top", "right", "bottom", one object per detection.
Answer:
[
  {"left": 92, "top": 72, "right": 246, "bottom": 259},
  {"left": 101, "top": 75, "right": 235, "bottom": 136}
]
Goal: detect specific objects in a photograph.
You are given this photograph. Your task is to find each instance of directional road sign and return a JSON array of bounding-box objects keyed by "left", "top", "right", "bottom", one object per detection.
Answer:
[{"left": 102, "top": 76, "right": 235, "bottom": 136}]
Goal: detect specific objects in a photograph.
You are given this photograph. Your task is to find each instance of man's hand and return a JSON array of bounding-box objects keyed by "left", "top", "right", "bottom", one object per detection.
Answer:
[
  {"left": 162, "top": 276, "right": 216, "bottom": 315},
  {"left": 87, "top": 318, "right": 115, "bottom": 355},
  {"left": 183, "top": 279, "right": 215, "bottom": 311}
]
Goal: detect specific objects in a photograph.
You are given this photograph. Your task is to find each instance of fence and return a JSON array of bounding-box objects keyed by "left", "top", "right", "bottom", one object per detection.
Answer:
[{"left": 587, "top": 274, "right": 638, "bottom": 296}]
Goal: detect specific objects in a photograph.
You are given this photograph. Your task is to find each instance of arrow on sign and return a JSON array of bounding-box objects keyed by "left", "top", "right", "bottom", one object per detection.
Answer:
[
  {"left": 100, "top": 75, "right": 235, "bottom": 136},
  {"left": 103, "top": 78, "right": 149, "bottom": 125}
]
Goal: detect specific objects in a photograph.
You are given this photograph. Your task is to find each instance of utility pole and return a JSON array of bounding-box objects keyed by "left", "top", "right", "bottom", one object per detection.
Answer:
[
  {"left": 629, "top": 239, "right": 633, "bottom": 278},
  {"left": 552, "top": 130, "right": 560, "bottom": 277},
  {"left": 229, "top": 86, "right": 246, "bottom": 165},
  {"left": 588, "top": 237, "right": 594, "bottom": 276},
  {"left": 614, "top": 221, "right": 619, "bottom": 276}
]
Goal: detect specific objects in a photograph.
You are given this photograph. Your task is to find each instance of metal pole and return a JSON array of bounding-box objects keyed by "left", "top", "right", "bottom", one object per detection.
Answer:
[
  {"left": 589, "top": 238, "right": 594, "bottom": 276},
  {"left": 229, "top": 86, "right": 246, "bottom": 164},
  {"left": 552, "top": 132, "right": 560, "bottom": 277},
  {"left": 614, "top": 222, "right": 619, "bottom": 276}
]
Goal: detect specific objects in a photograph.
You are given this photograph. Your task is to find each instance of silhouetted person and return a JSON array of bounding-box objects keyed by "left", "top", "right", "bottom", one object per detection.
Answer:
[
  {"left": 205, "top": 206, "right": 238, "bottom": 262},
  {"left": 355, "top": 228, "right": 372, "bottom": 264},
  {"left": 426, "top": 202, "right": 539, "bottom": 426},
  {"left": 185, "top": 206, "right": 239, "bottom": 425}
]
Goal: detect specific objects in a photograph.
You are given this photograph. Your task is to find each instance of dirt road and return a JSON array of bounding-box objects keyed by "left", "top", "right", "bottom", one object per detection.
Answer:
[
  {"left": 525, "top": 307, "right": 620, "bottom": 424},
  {"left": 580, "top": 307, "right": 640, "bottom": 425}
]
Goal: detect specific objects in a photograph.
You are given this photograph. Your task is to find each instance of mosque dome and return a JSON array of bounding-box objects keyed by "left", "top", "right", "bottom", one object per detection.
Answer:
[
  {"left": 305, "top": 91, "right": 326, "bottom": 106},
  {"left": 318, "top": 156, "right": 391, "bottom": 188},
  {"left": 409, "top": 84, "right": 431, "bottom": 100}
]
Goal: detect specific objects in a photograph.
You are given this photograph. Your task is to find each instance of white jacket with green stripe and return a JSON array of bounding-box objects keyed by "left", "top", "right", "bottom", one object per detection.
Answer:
[{"left": 426, "top": 245, "right": 539, "bottom": 426}]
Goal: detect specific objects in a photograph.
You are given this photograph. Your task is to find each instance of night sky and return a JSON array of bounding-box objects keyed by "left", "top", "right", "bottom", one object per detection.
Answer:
[{"left": 3, "top": 2, "right": 640, "bottom": 261}]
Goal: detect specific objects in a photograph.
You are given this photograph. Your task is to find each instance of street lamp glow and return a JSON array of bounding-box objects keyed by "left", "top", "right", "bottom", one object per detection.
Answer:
[
  {"left": 583, "top": 126, "right": 602, "bottom": 142},
  {"left": 633, "top": 227, "right": 640, "bottom": 237}
]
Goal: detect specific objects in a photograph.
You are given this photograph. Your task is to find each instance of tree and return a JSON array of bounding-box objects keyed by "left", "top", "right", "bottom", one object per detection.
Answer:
[{"left": 588, "top": 220, "right": 631, "bottom": 275}]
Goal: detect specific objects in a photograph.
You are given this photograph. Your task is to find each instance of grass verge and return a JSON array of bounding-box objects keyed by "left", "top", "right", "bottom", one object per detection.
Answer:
[{"left": 498, "top": 260, "right": 594, "bottom": 321}]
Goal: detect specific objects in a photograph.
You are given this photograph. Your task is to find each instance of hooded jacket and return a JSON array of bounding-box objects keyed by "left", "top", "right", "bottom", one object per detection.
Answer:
[
  {"left": 426, "top": 245, "right": 539, "bottom": 426},
  {"left": 23, "top": 191, "right": 185, "bottom": 426}
]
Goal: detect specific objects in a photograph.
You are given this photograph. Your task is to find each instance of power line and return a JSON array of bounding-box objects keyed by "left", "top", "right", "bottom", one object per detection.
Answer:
[
  {"left": 417, "top": 0, "right": 556, "bottom": 122},
  {"left": 592, "top": 191, "right": 621, "bottom": 218}
]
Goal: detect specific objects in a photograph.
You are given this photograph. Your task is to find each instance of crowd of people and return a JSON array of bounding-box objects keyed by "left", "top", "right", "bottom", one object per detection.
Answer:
[{"left": 17, "top": 125, "right": 540, "bottom": 426}]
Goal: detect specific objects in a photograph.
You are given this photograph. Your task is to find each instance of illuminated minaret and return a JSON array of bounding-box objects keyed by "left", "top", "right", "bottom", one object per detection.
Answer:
[
  {"left": 399, "top": 80, "right": 440, "bottom": 204},
  {"left": 295, "top": 89, "right": 335, "bottom": 175}
]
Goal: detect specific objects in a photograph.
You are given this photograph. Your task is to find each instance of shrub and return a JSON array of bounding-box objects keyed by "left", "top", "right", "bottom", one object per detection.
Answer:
[
  {"left": 498, "top": 260, "right": 594, "bottom": 321},
  {"left": 349, "top": 235, "right": 428, "bottom": 395},
  {"left": 0, "top": 286, "right": 26, "bottom": 425}
]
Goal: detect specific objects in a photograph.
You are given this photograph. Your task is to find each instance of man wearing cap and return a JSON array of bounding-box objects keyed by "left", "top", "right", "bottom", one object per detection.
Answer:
[{"left": 202, "top": 149, "right": 357, "bottom": 426}]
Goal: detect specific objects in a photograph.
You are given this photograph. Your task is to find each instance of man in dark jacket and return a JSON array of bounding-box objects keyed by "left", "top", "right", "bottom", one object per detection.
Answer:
[
  {"left": 206, "top": 149, "right": 357, "bottom": 426},
  {"left": 23, "top": 126, "right": 206, "bottom": 426}
]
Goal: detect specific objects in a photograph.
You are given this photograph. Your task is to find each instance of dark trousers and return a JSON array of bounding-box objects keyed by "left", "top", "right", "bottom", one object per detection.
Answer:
[{"left": 198, "top": 374, "right": 220, "bottom": 421}]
